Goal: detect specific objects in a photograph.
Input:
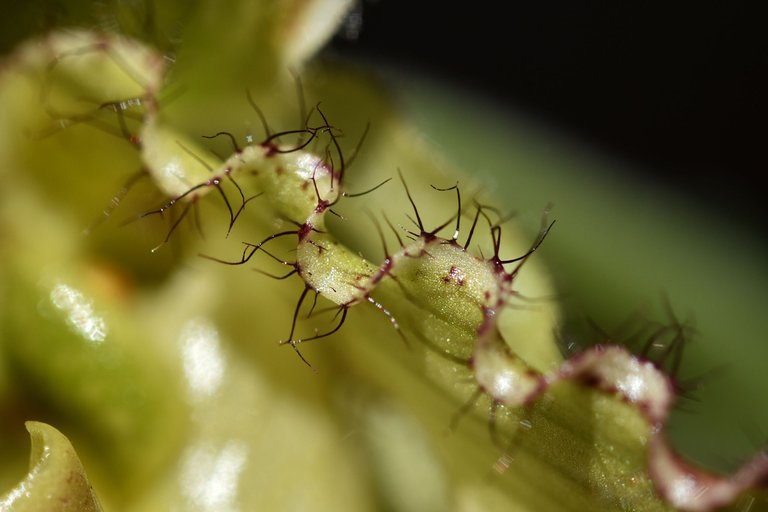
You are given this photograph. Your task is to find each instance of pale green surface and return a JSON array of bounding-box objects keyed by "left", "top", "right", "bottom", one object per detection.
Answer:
[{"left": 0, "top": 422, "right": 103, "bottom": 512}]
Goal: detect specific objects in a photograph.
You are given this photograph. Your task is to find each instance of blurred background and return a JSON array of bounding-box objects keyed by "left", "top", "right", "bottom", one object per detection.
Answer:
[
  {"left": 330, "top": 1, "right": 765, "bottom": 233},
  {"left": 1, "top": 0, "right": 765, "bottom": 481}
]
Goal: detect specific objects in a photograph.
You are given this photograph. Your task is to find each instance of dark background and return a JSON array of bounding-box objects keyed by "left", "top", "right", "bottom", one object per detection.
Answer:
[{"left": 330, "top": 2, "right": 765, "bottom": 233}]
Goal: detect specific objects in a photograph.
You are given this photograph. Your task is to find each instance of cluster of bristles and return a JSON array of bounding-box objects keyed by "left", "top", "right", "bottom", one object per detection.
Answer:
[
  {"left": 36, "top": 37, "right": 768, "bottom": 510},
  {"left": 76, "top": 107, "right": 768, "bottom": 511},
  {"left": 195, "top": 119, "right": 556, "bottom": 369}
]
